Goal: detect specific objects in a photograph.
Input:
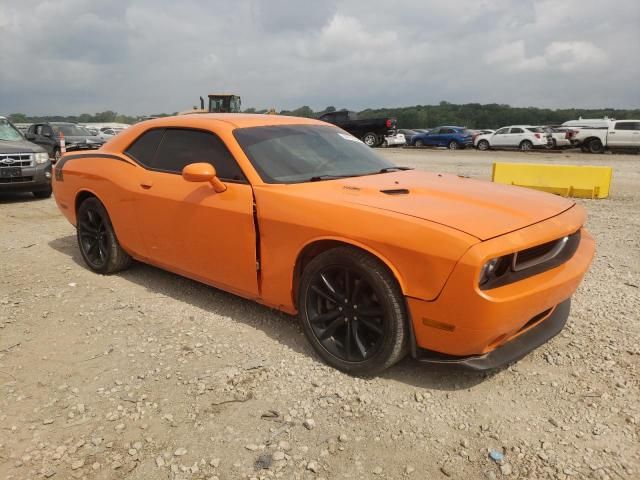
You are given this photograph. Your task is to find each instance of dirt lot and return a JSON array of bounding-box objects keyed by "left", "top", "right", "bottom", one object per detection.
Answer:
[{"left": 1, "top": 149, "right": 638, "bottom": 480}]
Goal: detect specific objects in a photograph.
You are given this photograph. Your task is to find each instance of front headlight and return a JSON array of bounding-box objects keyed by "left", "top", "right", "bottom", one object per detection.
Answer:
[
  {"left": 34, "top": 152, "right": 49, "bottom": 164},
  {"left": 479, "top": 255, "right": 511, "bottom": 287}
]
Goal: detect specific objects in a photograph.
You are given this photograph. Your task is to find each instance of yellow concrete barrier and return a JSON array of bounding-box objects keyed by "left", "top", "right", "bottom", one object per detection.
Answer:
[{"left": 492, "top": 162, "right": 613, "bottom": 199}]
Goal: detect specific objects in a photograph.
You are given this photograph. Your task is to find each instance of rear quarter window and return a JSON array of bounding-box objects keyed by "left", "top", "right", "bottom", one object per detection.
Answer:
[{"left": 125, "top": 129, "right": 165, "bottom": 165}]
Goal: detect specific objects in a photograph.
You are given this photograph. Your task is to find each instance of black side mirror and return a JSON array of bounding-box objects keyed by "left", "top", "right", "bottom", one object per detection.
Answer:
[{"left": 25, "top": 132, "right": 36, "bottom": 140}]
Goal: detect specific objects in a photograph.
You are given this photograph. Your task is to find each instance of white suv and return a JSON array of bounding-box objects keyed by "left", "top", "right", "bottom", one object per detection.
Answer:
[{"left": 475, "top": 126, "right": 552, "bottom": 151}]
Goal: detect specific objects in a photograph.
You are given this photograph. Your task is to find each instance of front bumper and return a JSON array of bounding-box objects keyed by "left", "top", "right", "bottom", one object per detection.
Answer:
[
  {"left": 0, "top": 162, "right": 52, "bottom": 192},
  {"left": 406, "top": 205, "right": 595, "bottom": 368},
  {"left": 414, "top": 299, "right": 570, "bottom": 370}
]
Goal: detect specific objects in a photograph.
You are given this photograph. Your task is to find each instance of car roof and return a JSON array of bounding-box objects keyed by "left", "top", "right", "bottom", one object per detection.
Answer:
[
  {"left": 141, "top": 113, "right": 325, "bottom": 129},
  {"left": 49, "top": 122, "right": 77, "bottom": 125},
  {"left": 102, "top": 114, "right": 329, "bottom": 154}
]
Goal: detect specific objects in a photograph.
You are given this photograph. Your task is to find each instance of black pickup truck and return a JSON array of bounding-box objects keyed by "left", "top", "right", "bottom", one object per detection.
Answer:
[{"left": 318, "top": 111, "right": 398, "bottom": 147}]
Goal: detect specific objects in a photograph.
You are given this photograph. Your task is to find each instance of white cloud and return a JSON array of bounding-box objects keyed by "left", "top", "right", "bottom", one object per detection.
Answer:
[
  {"left": 0, "top": 0, "right": 638, "bottom": 115},
  {"left": 485, "top": 40, "right": 608, "bottom": 73}
]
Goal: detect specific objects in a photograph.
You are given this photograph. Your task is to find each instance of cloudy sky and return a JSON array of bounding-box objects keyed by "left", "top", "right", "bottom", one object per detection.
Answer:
[{"left": 1, "top": 0, "right": 638, "bottom": 116}]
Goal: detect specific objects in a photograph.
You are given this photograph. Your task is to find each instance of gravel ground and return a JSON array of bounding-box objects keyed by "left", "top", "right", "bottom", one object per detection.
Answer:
[{"left": 1, "top": 148, "right": 638, "bottom": 480}]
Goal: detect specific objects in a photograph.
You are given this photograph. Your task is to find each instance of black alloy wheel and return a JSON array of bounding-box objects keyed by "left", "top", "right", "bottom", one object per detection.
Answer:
[
  {"left": 77, "top": 197, "right": 132, "bottom": 274},
  {"left": 307, "top": 265, "right": 386, "bottom": 362},
  {"left": 299, "top": 247, "right": 407, "bottom": 376}
]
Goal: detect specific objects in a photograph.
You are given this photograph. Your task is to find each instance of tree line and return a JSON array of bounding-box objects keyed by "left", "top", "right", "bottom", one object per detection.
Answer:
[{"left": 7, "top": 102, "right": 640, "bottom": 129}]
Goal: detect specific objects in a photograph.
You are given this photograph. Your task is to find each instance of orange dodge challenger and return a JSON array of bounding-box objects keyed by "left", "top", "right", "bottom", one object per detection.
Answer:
[{"left": 52, "top": 114, "right": 595, "bottom": 375}]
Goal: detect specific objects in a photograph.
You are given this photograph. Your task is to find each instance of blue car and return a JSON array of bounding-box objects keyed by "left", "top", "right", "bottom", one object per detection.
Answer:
[{"left": 410, "top": 126, "right": 473, "bottom": 149}]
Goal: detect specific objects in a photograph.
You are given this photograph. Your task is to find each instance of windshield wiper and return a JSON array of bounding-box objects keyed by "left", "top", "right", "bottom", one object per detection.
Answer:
[{"left": 308, "top": 174, "right": 360, "bottom": 182}]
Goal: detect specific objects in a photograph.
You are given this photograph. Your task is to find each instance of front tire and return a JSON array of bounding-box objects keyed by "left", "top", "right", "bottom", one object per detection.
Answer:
[
  {"left": 448, "top": 140, "right": 459, "bottom": 150},
  {"left": 298, "top": 247, "right": 407, "bottom": 376},
  {"left": 520, "top": 140, "right": 533, "bottom": 151},
  {"left": 362, "top": 132, "right": 378, "bottom": 148},
  {"left": 477, "top": 139, "right": 490, "bottom": 151},
  {"left": 77, "top": 197, "right": 132, "bottom": 274},
  {"left": 414, "top": 139, "right": 424, "bottom": 147}
]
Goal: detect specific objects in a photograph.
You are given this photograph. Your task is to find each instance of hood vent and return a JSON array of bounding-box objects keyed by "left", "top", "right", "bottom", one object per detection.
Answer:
[{"left": 380, "top": 188, "right": 410, "bottom": 195}]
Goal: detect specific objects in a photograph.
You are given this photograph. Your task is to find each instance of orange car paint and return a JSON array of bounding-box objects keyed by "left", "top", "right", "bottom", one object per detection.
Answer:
[{"left": 53, "top": 114, "right": 595, "bottom": 358}]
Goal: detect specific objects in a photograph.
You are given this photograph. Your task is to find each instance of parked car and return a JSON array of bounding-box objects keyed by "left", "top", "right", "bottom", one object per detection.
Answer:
[
  {"left": 318, "top": 111, "right": 397, "bottom": 147},
  {"left": 52, "top": 114, "right": 594, "bottom": 375},
  {"left": 540, "top": 127, "right": 574, "bottom": 149},
  {"left": 475, "top": 126, "right": 552, "bottom": 151},
  {"left": 398, "top": 129, "right": 419, "bottom": 144},
  {"left": 410, "top": 126, "right": 473, "bottom": 149},
  {"left": 470, "top": 129, "right": 495, "bottom": 144},
  {"left": 381, "top": 133, "right": 406, "bottom": 147},
  {"left": 25, "top": 122, "right": 105, "bottom": 163},
  {"left": 98, "top": 127, "right": 125, "bottom": 140},
  {"left": 571, "top": 119, "right": 640, "bottom": 153},
  {"left": 0, "top": 116, "right": 52, "bottom": 198}
]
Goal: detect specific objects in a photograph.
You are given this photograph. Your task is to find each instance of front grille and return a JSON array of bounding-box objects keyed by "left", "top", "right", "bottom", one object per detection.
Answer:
[
  {"left": 0, "top": 153, "right": 33, "bottom": 168},
  {"left": 480, "top": 230, "right": 582, "bottom": 290},
  {"left": 0, "top": 176, "right": 34, "bottom": 184}
]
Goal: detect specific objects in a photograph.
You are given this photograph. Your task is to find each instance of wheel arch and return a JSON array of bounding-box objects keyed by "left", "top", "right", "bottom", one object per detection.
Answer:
[
  {"left": 75, "top": 189, "right": 104, "bottom": 218},
  {"left": 291, "top": 237, "right": 407, "bottom": 309}
]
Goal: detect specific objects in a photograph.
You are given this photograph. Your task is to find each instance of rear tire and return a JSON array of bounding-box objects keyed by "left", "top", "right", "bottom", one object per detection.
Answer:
[
  {"left": 33, "top": 188, "right": 52, "bottom": 199},
  {"left": 588, "top": 139, "right": 604, "bottom": 154},
  {"left": 362, "top": 132, "right": 378, "bottom": 148},
  {"left": 76, "top": 197, "right": 132, "bottom": 274},
  {"left": 519, "top": 140, "right": 533, "bottom": 151},
  {"left": 298, "top": 247, "right": 408, "bottom": 376}
]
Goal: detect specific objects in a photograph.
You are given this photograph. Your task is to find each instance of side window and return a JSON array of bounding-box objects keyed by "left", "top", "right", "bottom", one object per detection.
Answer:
[
  {"left": 35, "top": 125, "right": 44, "bottom": 135},
  {"left": 429, "top": 128, "right": 440, "bottom": 134},
  {"left": 495, "top": 128, "right": 509, "bottom": 135},
  {"left": 125, "top": 129, "right": 165, "bottom": 166},
  {"left": 614, "top": 122, "right": 634, "bottom": 130},
  {"left": 43, "top": 126, "right": 54, "bottom": 137},
  {"left": 153, "top": 129, "right": 246, "bottom": 181},
  {"left": 510, "top": 127, "right": 524, "bottom": 134}
]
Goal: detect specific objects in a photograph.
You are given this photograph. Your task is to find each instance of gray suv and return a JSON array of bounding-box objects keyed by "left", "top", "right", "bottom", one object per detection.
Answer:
[{"left": 0, "top": 117, "right": 53, "bottom": 198}]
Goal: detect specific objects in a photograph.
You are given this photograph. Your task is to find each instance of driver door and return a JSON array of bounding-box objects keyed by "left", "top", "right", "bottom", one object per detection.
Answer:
[{"left": 127, "top": 127, "right": 259, "bottom": 298}]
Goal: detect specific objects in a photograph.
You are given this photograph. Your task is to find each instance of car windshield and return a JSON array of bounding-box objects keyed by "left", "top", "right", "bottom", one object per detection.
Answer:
[
  {"left": 234, "top": 124, "right": 396, "bottom": 184},
  {"left": 0, "top": 118, "right": 24, "bottom": 142},
  {"left": 53, "top": 124, "right": 90, "bottom": 136}
]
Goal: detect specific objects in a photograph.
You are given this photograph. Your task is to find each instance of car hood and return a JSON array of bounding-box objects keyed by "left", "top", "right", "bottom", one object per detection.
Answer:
[
  {"left": 0, "top": 139, "right": 46, "bottom": 153},
  {"left": 291, "top": 170, "right": 575, "bottom": 241},
  {"left": 64, "top": 135, "right": 104, "bottom": 144}
]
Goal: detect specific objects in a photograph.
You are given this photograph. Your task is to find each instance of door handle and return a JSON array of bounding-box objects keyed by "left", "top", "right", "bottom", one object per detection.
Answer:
[{"left": 140, "top": 180, "right": 153, "bottom": 189}]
